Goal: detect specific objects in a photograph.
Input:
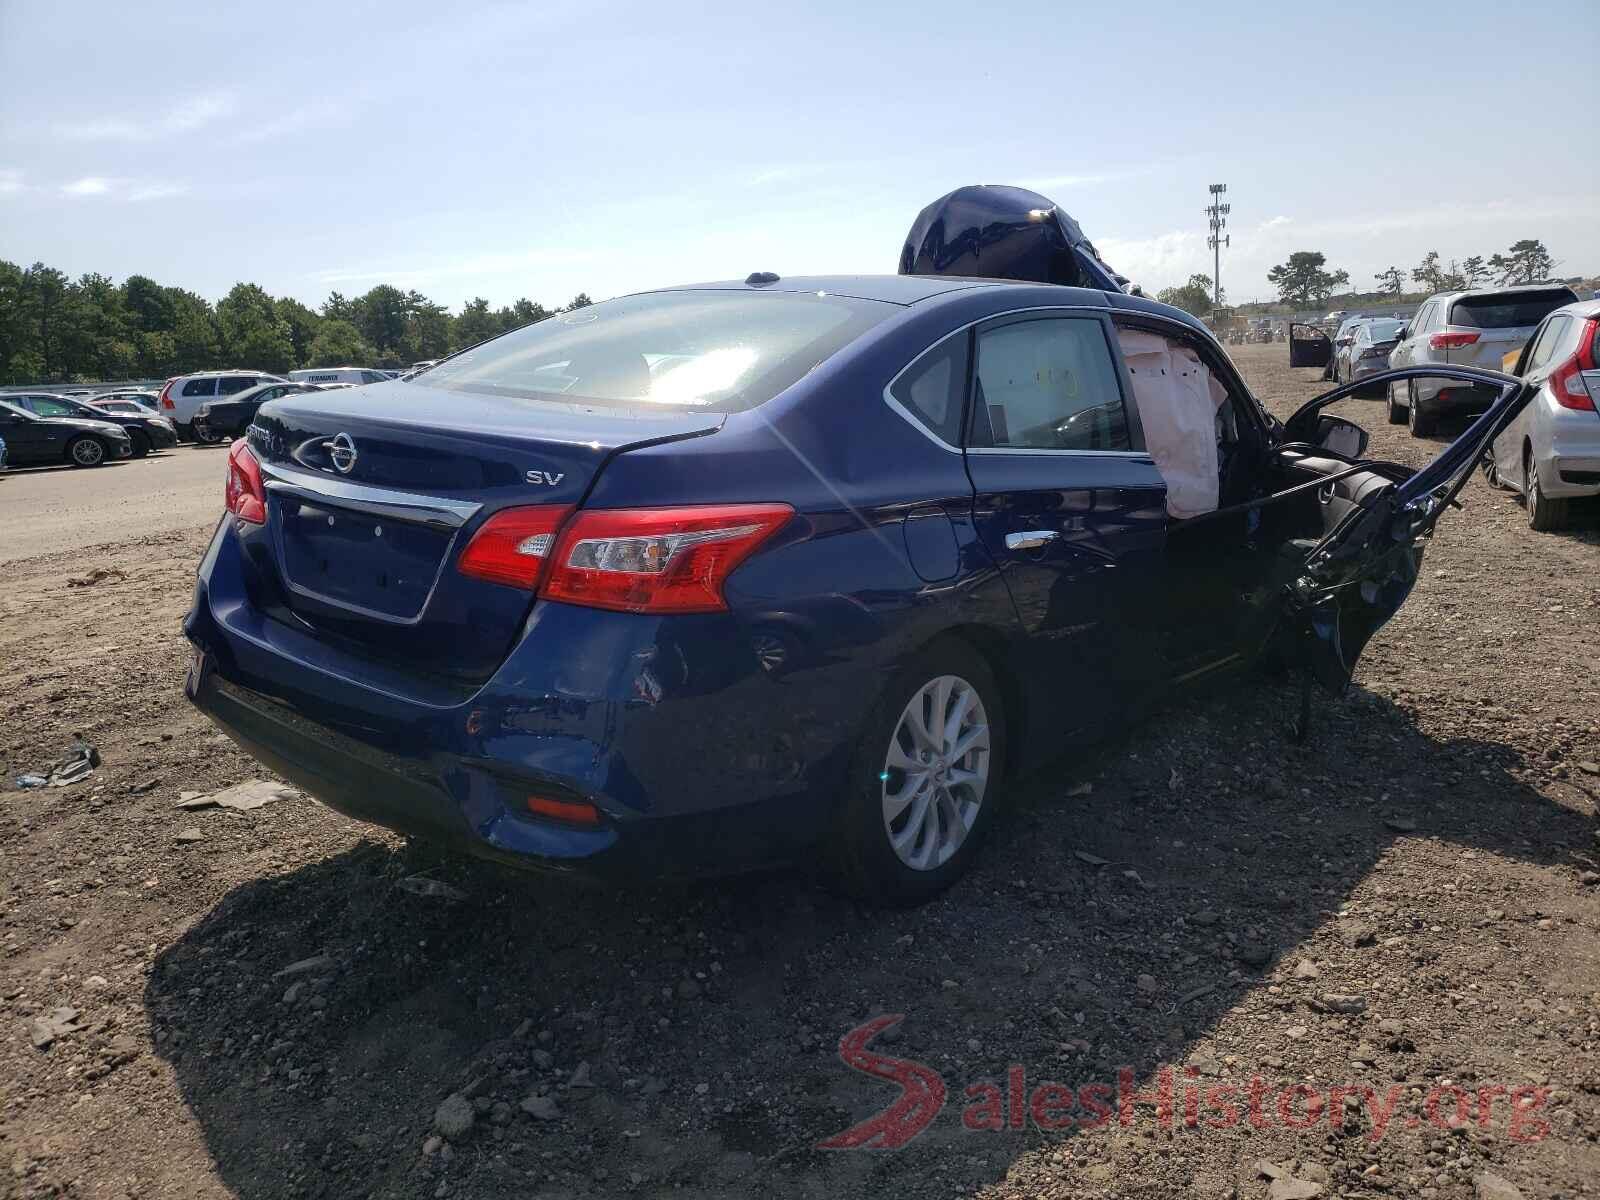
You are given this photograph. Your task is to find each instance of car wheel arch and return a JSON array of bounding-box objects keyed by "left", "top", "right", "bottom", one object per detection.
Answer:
[{"left": 909, "top": 624, "right": 1026, "bottom": 780}]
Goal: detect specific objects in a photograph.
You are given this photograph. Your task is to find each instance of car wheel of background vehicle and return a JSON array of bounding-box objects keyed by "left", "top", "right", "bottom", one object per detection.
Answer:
[
  {"left": 832, "top": 639, "right": 1007, "bottom": 906},
  {"left": 128, "top": 430, "right": 150, "bottom": 458},
  {"left": 191, "top": 424, "right": 224, "bottom": 445},
  {"left": 1480, "top": 453, "right": 1502, "bottom": 489},
  {"left": 1386, "top": 383, "right": 1406, "bottom": 424},
  {"left": 1406, "top": 383, "right": 1437, "bottom": 437},
  {"left": 67, "top": 436, "right": 106, "bottom": 467},
  {"left": 1524, "top": 450, "right": 1569, "bottom": 532}
]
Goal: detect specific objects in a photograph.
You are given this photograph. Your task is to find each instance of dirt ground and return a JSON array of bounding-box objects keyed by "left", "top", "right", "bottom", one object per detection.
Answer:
[{"left": 2, "top": 344, "right": 1598, "bottom": 1200}]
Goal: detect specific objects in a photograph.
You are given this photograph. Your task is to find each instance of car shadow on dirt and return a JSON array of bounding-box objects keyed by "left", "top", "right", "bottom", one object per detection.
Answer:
[{"left": 145, "top": 676, "right": 1597, "bottom": 1199}]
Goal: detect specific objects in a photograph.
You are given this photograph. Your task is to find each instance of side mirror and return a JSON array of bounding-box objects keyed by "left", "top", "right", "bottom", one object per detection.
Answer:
[
  {"left": 1396, "top": 326, "right": 1409, "bottom": 340},
  {"left": 1315, "top": 415, "right": 1369, "bottom": 459}
]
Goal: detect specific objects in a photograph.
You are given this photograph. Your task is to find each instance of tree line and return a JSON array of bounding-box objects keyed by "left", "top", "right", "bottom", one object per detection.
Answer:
[
  {"left": 1265, "top": 239, "right": 1558, "bottom": 308},
  {"left": 0, "top": 259, "right": 594, "bottom": 385}
]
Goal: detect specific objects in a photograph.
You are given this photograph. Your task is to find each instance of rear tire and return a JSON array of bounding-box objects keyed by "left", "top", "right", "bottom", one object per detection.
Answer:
[
  {"left": 1407, "top": 383, "right": 1437, "bottom": 437},
  {"left": 831, "top": 639, "right": 1007, "bottom": 906},
  {"left": 67, "top": 436, "right": 107, "bottom": 467},
  {"left": 128, "top": 430, "right": 151, "bottom": 458},
  {"left": 1525, "top": 451, "right": 1569, "bottom": 532},
  {"left": 1386, "top": 383, "right": 1407, "bottom": 424},
  {"left": 191, "top": 424, "right": 224, "bottom": 445}
]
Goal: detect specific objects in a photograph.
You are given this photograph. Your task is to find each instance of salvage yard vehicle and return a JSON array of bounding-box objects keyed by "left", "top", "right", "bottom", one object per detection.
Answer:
[
  {"left": 1385, "top": 284, "right": 1577, "bottom": 436},
  {"left": 287, "top": 367, "right": 391, "bottom": 387},
  {"left": 5, "top": 391, "right": 178, "bottom": 457},
  {"left": 1483, "top": 298, "right": 1600, "bottom": 531},
  {"left": 192, "top": 381, "right": 326, "bottom": 443},
  {"left": 183, "top": 186, "right": 1531, "bottom": 904},
  {"left": 155, "top": 370, "right": 288, "bottom": 442},
  {"left": 0, "top": 398, "right": 132, "bottom": 466}
]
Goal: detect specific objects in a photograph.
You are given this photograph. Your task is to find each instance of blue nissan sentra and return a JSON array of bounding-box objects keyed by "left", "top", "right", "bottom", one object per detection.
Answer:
[{"left": 185, "top": 187, "right": 1529, "bottom": 904}]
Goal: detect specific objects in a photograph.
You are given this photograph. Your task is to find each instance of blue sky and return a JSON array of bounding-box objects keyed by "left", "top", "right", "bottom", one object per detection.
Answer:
[{"left": 1, "top": 0, "right": 1594, "bottom": 310}]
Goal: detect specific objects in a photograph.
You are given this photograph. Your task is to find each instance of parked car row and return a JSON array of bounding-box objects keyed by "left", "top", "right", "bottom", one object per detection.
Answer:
[
  {"left": 1290, "top": 282, "right": 1593, "bottom": 530},
  {"left": 0, "top": 367, "right": 386, "bottom": 469}
]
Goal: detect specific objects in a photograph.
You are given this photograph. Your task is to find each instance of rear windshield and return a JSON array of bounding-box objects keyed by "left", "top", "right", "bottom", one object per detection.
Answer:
[
  {"left": 1449, "top": 289, "right": 1575, "bottom": 329},
  {"left": 1363, "top": 318, "right": 1404, "bottom": 339},
  {"left": 421, "top": 290, "right": 896, "bottom": 412}
]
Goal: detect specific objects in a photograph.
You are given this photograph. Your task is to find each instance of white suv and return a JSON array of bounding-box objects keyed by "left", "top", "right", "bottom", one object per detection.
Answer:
[{"left": 156, "top": 370, "right": 287, "bottom": 442}]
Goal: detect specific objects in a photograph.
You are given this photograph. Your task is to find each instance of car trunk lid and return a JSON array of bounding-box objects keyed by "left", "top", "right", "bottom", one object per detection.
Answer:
[{"left": 244, "top": 381, "right": 723, "bottom": 679}]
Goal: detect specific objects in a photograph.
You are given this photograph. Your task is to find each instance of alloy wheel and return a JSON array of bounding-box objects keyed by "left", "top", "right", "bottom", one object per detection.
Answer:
[
  {"left": 880, "top": 674, "right": 991, "bottom": 871},
  {"left": 71, "top": 438, "right": 105, "bottom": 466}
]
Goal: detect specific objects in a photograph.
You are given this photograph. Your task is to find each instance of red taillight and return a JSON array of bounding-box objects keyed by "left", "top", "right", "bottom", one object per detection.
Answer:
[
  {"left": 456, "top": 505, "right": 574, "bottom": 589},
  {"left": 1428, "top": 331, "right": 1480, "bottom": 351},
  {"left": 224, "top": 439, "right": 266, "bottom": 524},
  {"left": 543, "top": 504, "right": 793, "bottom": 613},
  {"left": 159, "top": 379, "right": 176, "bottom": 410},
  {"left": 1549, "top": 318, "right": 1599, "bottom": 412},
  {"left": 526, "top": 794, "right": 602, "bottom": 827}
]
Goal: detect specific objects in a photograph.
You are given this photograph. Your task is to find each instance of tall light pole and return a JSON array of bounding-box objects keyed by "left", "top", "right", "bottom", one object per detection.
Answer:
[{"left": 1206, "top": 183, "right": 1230, "bottom": 311}]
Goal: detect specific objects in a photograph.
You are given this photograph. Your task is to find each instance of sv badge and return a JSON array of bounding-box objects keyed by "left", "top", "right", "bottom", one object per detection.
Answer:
[{"left": 526, "top": 470, "right": 565, "bottom": 486}]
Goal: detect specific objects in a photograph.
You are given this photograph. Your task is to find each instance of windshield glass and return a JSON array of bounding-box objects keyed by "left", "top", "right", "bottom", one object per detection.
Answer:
[
  {"left": 1449, "top": 290, "right": 1575, "bottom": 329},
  {"left": 421, "top": 290, "right": 896, "bottom": 412},
  {"left": 1364, "top": 319, "right": 1404, "bottom": 339}
]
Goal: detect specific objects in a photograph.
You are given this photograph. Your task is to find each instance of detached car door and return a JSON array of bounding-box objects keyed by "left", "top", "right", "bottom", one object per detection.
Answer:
[
  {"left": 961, "top": 311, "right": 1170, "bottom": 726},
  {"left": 1289, "top": 323, "right": 1333, "bottom": 370}
]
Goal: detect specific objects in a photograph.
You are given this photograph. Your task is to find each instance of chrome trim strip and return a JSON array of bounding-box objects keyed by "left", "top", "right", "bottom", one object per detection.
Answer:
[
  {"left": 259, "top": 461, "right": 481, "bottom": 530},
  {"left": 967, "top": 447, "right": 1155, "bottom": 460}
]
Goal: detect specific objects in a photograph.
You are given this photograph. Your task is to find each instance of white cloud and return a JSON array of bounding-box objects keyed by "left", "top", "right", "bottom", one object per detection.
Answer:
[
  {"left": 58, "top": 92, "right": 237, "bottom": 142},
  {"left": 57, "top": 176, "right": 189, "bottom": 201},
  {"left": 0, "top": 168, "right": 25, "bottom": 195},
  {"left": 128, "top": 182, "right": 189, "bottom": 202},
  {"left": 234, "top": 100, "right": 351, "bottom": 144}
]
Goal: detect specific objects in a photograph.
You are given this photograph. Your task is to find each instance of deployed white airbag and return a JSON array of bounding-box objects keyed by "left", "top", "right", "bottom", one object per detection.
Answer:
[{"left": 1117, "top": 329, "right": 1228, "bottom": 518}]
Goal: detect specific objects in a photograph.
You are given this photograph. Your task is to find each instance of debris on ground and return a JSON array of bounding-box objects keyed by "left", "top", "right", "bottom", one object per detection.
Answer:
[
  {"left": 172, "top": 779, "right": 297, "bottom": 811},
  {"left": 66, "top": 566, "right": 128, "bottom": 587},
  {"left": 28, "top": 1006, "right": 82, "bottom": 1050},
  {"left": 14, "top": 739, "right": 100, "bottom": 788},
  {"left": 395, "top": 875, "right": 470, "bottom": 902}
]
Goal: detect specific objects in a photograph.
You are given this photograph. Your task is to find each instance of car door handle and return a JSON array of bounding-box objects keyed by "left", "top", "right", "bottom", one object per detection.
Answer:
[{"left": 1005, "top": 530, "right": 1060, "bottom": 551}]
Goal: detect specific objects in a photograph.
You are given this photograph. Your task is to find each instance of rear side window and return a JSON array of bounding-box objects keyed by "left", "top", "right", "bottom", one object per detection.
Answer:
[
  {"left": 969, "top": 317, "right": 1129, "bottom": 451},
  {"left": 424, "top": 289, "right": 896, "bottom": 413},
  {"left": 1449, "top": 289, "right": 1575, "bottom": 329},
  {"left": 1525, "top": 317, "right": 1571, "bottom": 373},
  {"left": 218, "top": 376, "right": 257, "bottom": 395},
  {"left": 889, "top": 334, "right": 968, "bottom": 446},
  {"left": 181, "top": 378, "right": 216, "bottom": 397}
]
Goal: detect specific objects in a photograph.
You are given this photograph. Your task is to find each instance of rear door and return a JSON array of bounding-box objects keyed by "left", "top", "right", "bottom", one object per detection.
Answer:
[
  {"left": 0, "top": 407, "right": 59, "bottom": 462},
  {"left": 1289, "top": 323, "right": 1333, "bottom": 369},
  {"left": 960, "top": 311, "right": 1170, "bottom": 725}
]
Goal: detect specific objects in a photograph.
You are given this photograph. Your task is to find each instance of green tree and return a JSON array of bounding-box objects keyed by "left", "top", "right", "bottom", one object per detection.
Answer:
[
  {"left": 563, "top": 293, "right": 593, "bottom": 310},
  {"left": 1374, "top": 266, "right": 1405, "bottom": 297},
  {"left": 351, "top": 284, "right": 409, "bottom": 359},
  {"left": 1411, "top": 250, "right": 1445, "bottom": 292},
  {"left": 274, "top": 297, "right": 322, "bottom": 367},
  {"left": 1488, "top": 239, "right": 1554, "bottom": 285},
  {"left": 1461, "top": 255, "right": 1492, "bottom": 288},
  {"left": 399, "top": 292, "right": 452, "bottom": 363},
  {"left": 307, "top": 318, "right": 375, "bottom": 367},
  {"left": 1266, "top": 251, "right": 1349, "bottom": 307},
  {"left": 216, "top": 283, "right": 294, "bottom": 372},
  {"left": 18, "top": 263, "right": 79, "bottom": 381},
  {"left": 0, "top": 260, "right": 32, "bottom": 383},
  {"left": 1155, "top": 273, "right": 1215, "bottom": 318},
  {"left": 167, "top": 289, "right": 221, "bottom": 374},
  {"left": 453, "top": 297, "right": 501, "bottom": 349}
]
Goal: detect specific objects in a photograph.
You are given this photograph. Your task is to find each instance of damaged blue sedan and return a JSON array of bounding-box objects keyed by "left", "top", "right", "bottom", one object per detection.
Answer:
[{"left": 184, "top": 185, "right": 1530, "bottom": 904}]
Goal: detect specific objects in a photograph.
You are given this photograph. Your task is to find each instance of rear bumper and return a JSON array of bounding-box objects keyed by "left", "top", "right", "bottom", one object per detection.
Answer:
[
  {"left": 182, "top": 519, "right": 864, "bottom": 880},
  {"left": 1415, "top": 378, "right": 1497, "bottom": 412}
]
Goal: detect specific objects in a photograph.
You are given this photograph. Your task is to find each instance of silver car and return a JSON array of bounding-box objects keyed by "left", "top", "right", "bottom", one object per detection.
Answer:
[
  {"left": 1387, "top": 284, "right": 1578, "bottom": 436},
  {"left": 1485, "top": 299, "right": 1600, "bottom": 531}
]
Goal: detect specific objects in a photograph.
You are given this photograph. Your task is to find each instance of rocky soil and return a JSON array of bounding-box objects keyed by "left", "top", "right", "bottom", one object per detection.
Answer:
[{"left": 2, "top": 344, "right": 1598, "bottom": 1200}]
